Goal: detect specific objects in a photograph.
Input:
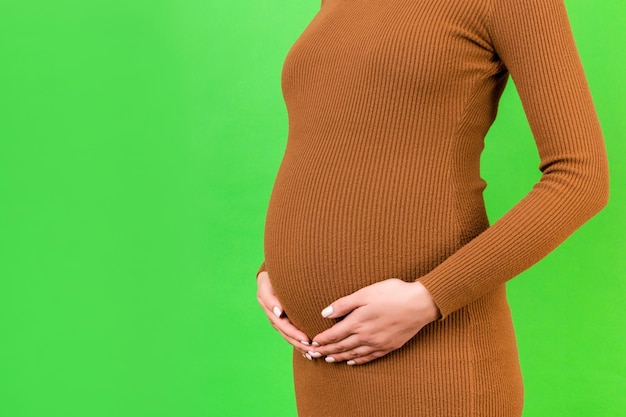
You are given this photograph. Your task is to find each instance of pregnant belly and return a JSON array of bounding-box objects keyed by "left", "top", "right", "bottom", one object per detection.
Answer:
[{"left": 263, "top": 179, "right": 462, "bottom": 339}]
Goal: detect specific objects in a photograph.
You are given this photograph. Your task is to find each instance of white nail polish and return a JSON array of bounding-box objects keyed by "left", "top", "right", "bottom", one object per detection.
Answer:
[
  {"left": 347, "top": 360, "right": 356, "bottom": 366},
  {"left": 300, "top": 340, "right": 310, "bottom": 345},
  {"left": 321, "top": 305, "right": 334, "bottom": 318},
  {"left": 305, "top": 353, "right": 313, "bottom": 361},
  {"left": 308, "top": 351, "right": 322, "bottom": 358},
  {"left": 312, "top": 341, "right": 320, "bottom": 347},
  {"left": 325, "top": 356, "right": 335, "bottom": 363},
  {"left": 273, "top": 306, "right": 282, "bottom": 318}
]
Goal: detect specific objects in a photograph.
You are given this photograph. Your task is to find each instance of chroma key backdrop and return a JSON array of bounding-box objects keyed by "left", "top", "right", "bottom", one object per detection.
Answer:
[{"left": 0, "top": 1, "right": 624, "bottom": 416}]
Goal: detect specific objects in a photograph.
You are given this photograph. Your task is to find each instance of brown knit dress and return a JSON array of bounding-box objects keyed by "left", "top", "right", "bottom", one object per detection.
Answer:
[{"left": 258, "top": 0, "right": 609, "bottom": 415}]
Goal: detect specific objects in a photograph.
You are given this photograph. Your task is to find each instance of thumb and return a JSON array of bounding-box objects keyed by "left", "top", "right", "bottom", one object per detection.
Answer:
[
  {"left": 321, "top": 290, "right": 365, "bottom": 319},
  {"left": 257, "top": 274, "right": 284, "bottom": 318}
]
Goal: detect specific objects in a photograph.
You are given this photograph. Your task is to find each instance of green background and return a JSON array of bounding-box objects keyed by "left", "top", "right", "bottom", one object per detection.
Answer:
[{"left": 0, "top": 0, "right": 623, "bottom": 416}]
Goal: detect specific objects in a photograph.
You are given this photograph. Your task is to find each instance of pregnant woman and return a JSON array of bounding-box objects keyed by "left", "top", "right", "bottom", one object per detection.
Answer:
[{"left": 256, "top": 0, "right": 609, "bottom": 415}]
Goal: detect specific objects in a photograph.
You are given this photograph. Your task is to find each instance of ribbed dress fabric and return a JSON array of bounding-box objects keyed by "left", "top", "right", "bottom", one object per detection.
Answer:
[{"left": 258, "top": 0, "right": 609, "bottom": 415}]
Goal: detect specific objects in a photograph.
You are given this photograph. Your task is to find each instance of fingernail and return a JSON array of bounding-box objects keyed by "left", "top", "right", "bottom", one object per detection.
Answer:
[
  {"left": 272, "top": 306, "right": 282, "bottom": 318},
  {"left": 308, "top": 351, "right": 322, "bottom": 358},
  {"left": 305, "top": 353, "right": 313, "bottom": 361},
  {"left": 321, "top": 306, "right": 334, "bottom": 318},
  {"left": 302, "top": 353, "right": 307, "bottom": 359},
  {"left": 300, "top": 340, "right": 310, "bottom": 345},
  {"left": 325, "top": 356, "right": 335, "bottom": 363},
  {"left": 347, "top": 360, "right": 356, "bottom": 366},
  {"left": 312, "top": 341, "right": 320, "bottom": 347}
]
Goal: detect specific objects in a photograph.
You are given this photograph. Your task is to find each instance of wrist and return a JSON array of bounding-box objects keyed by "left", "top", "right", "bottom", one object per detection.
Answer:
[
  {"left": 411, "top": 281, "right": 441, "bottom": 322},
  {"left": 257, "top": 270, "right": 268, "bottom": 285}
]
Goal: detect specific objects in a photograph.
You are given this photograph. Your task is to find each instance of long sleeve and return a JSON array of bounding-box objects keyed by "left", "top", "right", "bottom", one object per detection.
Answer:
[{"left": 417, "top": 0, "right": 609, "bottom": 319}]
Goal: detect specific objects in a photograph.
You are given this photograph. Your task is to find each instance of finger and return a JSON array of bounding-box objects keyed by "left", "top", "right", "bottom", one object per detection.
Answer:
[
  {"left": 323, "top": 346, "right": 379, "bottom": 364},
  {"left": 262, "top": 307, "right": 311, "bottom": 345},
  {"left": 313, "top": 333, "right": 362, "bottom": 356},
  {"left": 259, "top": 296, "right": 311, "bottom": 346},
  {"left": 321, "top": 289, "right": 367, "bottom": 319},
  {"left": 257, "top": 278, "right": 311, "bottom": 345},
  {"left": 271, "top": 326, "right": 310, "bottom": 355},
  {"left": 264, "top": 314, "right": 310, "bottom": 354},
  {"left": 342, "top": 350, "right": 388, "bottom": 366},
  {"left": 313, "top": 307, "right": 367, "bottom": 346},
  {"left": 258, "top": 297, "right": 285, "bottom": 322},
  {"left": 312, "top": 320, "right": 357, "bottom": 347},
  {"left": 257, "top": 280, "right": 284, "bottom": 319}
]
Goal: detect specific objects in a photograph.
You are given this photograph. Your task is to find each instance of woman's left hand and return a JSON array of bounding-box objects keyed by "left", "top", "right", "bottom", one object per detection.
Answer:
[{"left": 309, "top": 278, "right": 441, "bottom": 365}]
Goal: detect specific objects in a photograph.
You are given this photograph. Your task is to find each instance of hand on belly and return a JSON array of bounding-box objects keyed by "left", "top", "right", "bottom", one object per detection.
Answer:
[
  {"left": 256, "top": 271, "right": 314, "bottom": 357},
  {"left": 308, "top": 278, "right": 441, "bottom": 365},
  {"left": 258, "top": 271, "right": 441, "bottom": 365}
]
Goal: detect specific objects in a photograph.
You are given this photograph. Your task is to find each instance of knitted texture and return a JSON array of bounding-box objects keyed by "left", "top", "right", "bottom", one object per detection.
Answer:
[{"left": 258, "top": 0, "right": 608, "bottom": 415}]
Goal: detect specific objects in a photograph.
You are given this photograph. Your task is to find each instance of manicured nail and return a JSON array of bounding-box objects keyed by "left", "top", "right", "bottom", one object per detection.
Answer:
[
  {"left": 312, "top": 341, "right": 320, "bottom": 347},
  {"left": 308, "top": 351, "right": 322, "bottom": 358},
  {"left": 347, "top": 360, "right": 356, "bottom": 366},
  {"left": 305, "top": 353, "right": 313, "bottom": 361},
  {"left": 302, "top": 353, "right": 307, "bottom": 358},
  {"left": 272, "top": 306, "right": 282, "bottom": 318},
  {"left": 300, "top": 340, "right": 310, "bottom": 345},
  {"left": 325, "top": 356, "right": 335, "bottom": 363},
  {"left": 321, "top": 306, "right": 334, "bottom": 318}
]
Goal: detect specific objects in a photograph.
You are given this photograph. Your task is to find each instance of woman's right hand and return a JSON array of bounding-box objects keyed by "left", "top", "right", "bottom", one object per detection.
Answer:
[{"left": 256, "top": 271, "right": 314, "bottom": 358}]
